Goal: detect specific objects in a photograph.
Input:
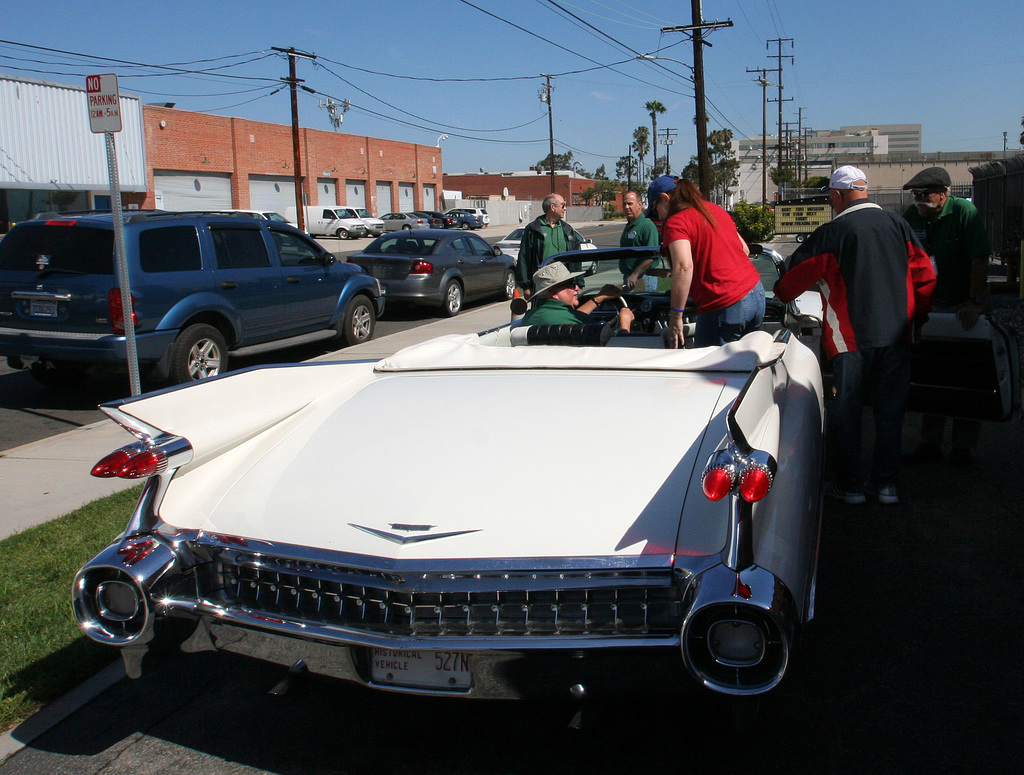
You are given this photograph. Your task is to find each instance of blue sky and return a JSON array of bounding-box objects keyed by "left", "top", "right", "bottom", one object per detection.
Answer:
[{"left": 3, "top": 1, "right": 1021, "bottom": 175}]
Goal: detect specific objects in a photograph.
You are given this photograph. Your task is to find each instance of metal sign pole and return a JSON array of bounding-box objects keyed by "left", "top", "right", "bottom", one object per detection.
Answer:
[
  {"left": 88, "top": 73, "right": 140, "bottom": 396},
  {"left": 103, "top": 129, "right": 140, "bottom": 396}
]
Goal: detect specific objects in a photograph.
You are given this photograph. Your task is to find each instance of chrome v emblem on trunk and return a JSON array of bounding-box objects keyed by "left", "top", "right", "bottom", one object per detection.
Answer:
[{"left": 348, "top": 523, "right": 481, "bottom": 545}]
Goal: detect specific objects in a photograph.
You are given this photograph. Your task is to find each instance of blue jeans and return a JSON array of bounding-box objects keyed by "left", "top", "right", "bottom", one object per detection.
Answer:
[
  {"left": 694, "top": 284, "right": 766, "bottom": 347},
  {"left": 830, "top": 343, "right": 912, "bottom": 491}
]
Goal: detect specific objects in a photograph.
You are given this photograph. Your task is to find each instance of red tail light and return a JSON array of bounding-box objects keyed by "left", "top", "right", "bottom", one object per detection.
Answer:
[
  {"left": 702, "top": 467, "right": 735, "bottom": 501},
  {"left": 107, "top": 289, "right": 138, "bottom": 334},
  {"left": 739, "top": 467, "right": 772, "bottom": 502},
  {"left": 90, "top": 448, "right": 134, "bottom": 477},
  {"left": 44, "top": 220, "right": 78, "bottom": 226},
  {"left": 410, "top": 260, "right": 434, "bottom": 274},
  {"left": 91, "top": 447, "right": 165, "bottom": 479}
]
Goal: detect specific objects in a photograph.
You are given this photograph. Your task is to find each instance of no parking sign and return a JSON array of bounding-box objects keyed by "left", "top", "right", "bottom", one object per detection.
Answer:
[{"left": 86, "top": 73, "right": 122, "bottom": 133}]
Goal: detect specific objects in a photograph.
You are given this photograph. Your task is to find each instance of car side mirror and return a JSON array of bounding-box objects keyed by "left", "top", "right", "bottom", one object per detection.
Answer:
[
  {"left": 492, "top": 246, "right": 502, "bottom": 256},
  {"left": 324, "top": 253, "right": 336, "bottom": 266}
]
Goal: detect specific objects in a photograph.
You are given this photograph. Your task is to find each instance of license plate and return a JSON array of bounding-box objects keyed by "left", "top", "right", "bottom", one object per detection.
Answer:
[
  {"left": 370, "top": 648, "right": 472, "bottom": 690},
  {"left": 29, "top": 300, "right": 58, "bottom": 318}
]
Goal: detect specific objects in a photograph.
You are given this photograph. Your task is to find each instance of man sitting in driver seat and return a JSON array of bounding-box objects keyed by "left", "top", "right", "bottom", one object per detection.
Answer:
[{"left": 520, "top": 261, "right": 633, "bottom": 331}]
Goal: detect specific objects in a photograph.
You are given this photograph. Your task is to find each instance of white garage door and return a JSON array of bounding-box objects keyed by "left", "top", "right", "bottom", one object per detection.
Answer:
[
  {"left": 154, "top": 171, "right": 232, "bottom": 211},
  {"left": 249, "top": 175, "right": 296, "bottom": 215},
  {"left": 398, "top": 183, "right": 414, "bottom": 211},
  {"left": 423, "top": 184, "right": 436, "bottom": 211},
  {"left": 346, "top": 180, "right": 367, "bottom": 211},
  {"left": 376, "top": 181, "right": 392, "bottom": 214},
  {"left": 316, "top": 178, "right": 338, "bottom": 206}
]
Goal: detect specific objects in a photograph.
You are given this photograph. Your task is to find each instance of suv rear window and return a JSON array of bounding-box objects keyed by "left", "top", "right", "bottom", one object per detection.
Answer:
[
  {"left": 0, "top": 223, "right": 114, "bottom": 274},
  {"left": 139, "top": 226, "right": 202, "bottom": 273}
]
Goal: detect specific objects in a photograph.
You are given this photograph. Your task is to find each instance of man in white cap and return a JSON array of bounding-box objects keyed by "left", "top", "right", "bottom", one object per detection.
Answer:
[
  {"left": 520, "top": 261, "right": 633, "bottom": 330},
  {"left": 774, "top": 166, "right": 936, "bottom": 506}
]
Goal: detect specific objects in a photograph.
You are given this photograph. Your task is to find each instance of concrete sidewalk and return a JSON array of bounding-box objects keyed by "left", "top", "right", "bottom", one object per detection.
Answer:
[{"left": 0, "top": 299, "right": 516, "bottom": 541}]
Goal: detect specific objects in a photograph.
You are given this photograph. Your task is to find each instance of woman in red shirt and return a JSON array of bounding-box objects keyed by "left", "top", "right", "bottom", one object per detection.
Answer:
[{"left": 655, "top": 179, "right": 764, "bottom": 348}]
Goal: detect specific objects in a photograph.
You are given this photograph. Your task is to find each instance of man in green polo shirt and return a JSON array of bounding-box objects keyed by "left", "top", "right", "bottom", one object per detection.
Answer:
[
  {"left": 619, "top": 190, "right": 661, "bottom": 291},
  {"left": 520, "top": 262, "right": 633, "bottom": 330},
  {"left": 902, "top": 166, "right": 992, "bottom": 466}
]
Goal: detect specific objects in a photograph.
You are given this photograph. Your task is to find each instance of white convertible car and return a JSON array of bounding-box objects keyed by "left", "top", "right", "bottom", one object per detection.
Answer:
[{"left": 73, "top": 248, "right": 1018, "bottom": 706}]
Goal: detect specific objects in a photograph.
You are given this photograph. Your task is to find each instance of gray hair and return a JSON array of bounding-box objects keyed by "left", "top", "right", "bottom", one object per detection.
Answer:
[{"left": 541, "top": 194, "right": 561, "bottom": 214}]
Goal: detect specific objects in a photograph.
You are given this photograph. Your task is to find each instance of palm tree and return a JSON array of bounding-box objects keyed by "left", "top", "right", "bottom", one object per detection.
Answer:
[
  {"left": 646, "top": 100, "right": 667, "bottom": 176},
  {"left": 633, "top": 126, "right": 650, "bottom": 179}
]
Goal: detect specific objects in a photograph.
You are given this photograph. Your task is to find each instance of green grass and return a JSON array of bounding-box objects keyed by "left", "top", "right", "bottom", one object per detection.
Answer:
[{"left": 0, "top": 485, "right": 142, "bottom": 733}]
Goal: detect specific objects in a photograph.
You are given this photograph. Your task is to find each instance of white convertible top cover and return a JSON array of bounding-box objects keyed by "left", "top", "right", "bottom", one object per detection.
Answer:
[{"left": 376, "top": 329, "right": 781, "bottom": 373}]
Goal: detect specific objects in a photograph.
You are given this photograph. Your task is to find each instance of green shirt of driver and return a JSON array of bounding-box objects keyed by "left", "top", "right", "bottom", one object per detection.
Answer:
[{"left": 520, "top": 297, "right": 593, "bottom": 327}]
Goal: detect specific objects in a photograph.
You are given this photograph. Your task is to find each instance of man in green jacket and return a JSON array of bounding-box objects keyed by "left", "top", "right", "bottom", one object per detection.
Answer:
[
  {"left": 516, "top": 194, "right": 582, "bottom": 297},
  {"left": 902, "top": 166, "right": 992, "bottom": 466}
]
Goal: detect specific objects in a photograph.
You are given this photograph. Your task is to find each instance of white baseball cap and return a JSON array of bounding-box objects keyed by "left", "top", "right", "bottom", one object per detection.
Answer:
[{"left": 829, "top": 166, "right": 868, "bottom": 191}]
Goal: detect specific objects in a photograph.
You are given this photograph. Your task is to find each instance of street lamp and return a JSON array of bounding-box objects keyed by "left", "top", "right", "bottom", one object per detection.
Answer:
[
  {"left": 636, "top": 53, "right": 694, "bottom": 74},
  {"left": 436, "top": 134, "right": 449, "bottom": 147}
]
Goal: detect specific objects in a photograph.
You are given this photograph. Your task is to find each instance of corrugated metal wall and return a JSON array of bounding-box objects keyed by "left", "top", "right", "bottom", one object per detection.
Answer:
[
  {"left": 0, "top": 74, "right": 146, "bottom": 191},
  {"left": 972, "top": 155, "right": 1024, "bottom": 255}
]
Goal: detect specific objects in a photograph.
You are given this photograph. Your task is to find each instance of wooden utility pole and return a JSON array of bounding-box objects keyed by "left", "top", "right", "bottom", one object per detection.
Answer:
[
  {"left": 541, "top": 75, "right": 555, "bottom": 192},
  {"left": 766, "top": 39, "right": 793, "bottom": 183},
  {"left": 746, "top": 67, "right": 772, "bottom": 205},
  {"left": 273, "top": 47, "right": 316, "bottom": 232},
  {"left": 661, "top": 128, "right": 678, "bottom": 175},
  {"left": 661, "top": 4, "right": 733, "bottom": 197}
]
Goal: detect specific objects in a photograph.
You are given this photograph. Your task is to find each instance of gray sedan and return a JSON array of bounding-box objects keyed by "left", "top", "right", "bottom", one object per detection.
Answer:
[
  {"left": 348, "top": 230, "right": 516, "bottom": 317},
  {"left": 380, "top": 212, "right": 431, "bottom": 232}
]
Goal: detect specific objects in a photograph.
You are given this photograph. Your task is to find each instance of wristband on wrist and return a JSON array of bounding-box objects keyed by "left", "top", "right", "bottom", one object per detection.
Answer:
[{"left": 670, "top": 306, "right": 686, "bottom": 313}]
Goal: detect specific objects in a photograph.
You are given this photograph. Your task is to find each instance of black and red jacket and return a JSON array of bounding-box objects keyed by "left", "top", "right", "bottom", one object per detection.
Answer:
[{"left": 774, "top": 200, "right": 936, "bottom": 359}]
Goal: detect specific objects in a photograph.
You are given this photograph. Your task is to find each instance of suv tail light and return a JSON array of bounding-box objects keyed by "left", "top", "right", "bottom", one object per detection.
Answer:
[
  {"left": 410, "top": 260, "right": 433, "bottom": 274},
  {"left": 107, "top": 289, "right": 137, "bottom": 334}
]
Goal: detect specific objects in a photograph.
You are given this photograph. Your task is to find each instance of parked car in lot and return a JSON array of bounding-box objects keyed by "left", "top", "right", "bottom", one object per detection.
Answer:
[
  {"left": 495, "top": 226, "right": 597, "bottom": 263},
  {"left": 380, "top": 212, "right": 431, "bottom": 232},
  {"left": 447, "top": 212, "right": 484, "bottom": 230},
  {"left": 347, "top": 229, "right": 515, "bottom": 316},
  {"left": 445, "top": 207, "right": 489, "bottom": 226},
  {"left": 0, "top": 211, "right": 385, "bottom": 386},
  {"left": 411, "top": 211, "right": 447, "bottom": 230},
  {"left": 214, "top": 209, "right": 290, "bottom": 223},
  {"left": 71, "top": 247, "right": 1018, "bottom": 722}
]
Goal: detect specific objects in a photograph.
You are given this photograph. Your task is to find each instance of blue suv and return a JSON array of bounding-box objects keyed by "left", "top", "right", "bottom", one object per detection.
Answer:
[{"left": 0, "top": 211, "right": 385, "bottom": 386}]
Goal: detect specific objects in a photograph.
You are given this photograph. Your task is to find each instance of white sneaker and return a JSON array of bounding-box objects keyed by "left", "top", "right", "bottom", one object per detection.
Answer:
[
  {"left": 826, "top": 482, "right": 866, "bottom": 505},
  {"left": 866, "top": 483, "right": 899, "bottom": 505}
]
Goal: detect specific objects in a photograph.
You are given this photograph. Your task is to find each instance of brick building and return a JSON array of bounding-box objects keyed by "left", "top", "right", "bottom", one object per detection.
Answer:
[
  {"left": 143, "top": 106, "right": 444, "bottom": 216},
  {"left": 442, "top": 169, "right": 619, "bottom": 208}
]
